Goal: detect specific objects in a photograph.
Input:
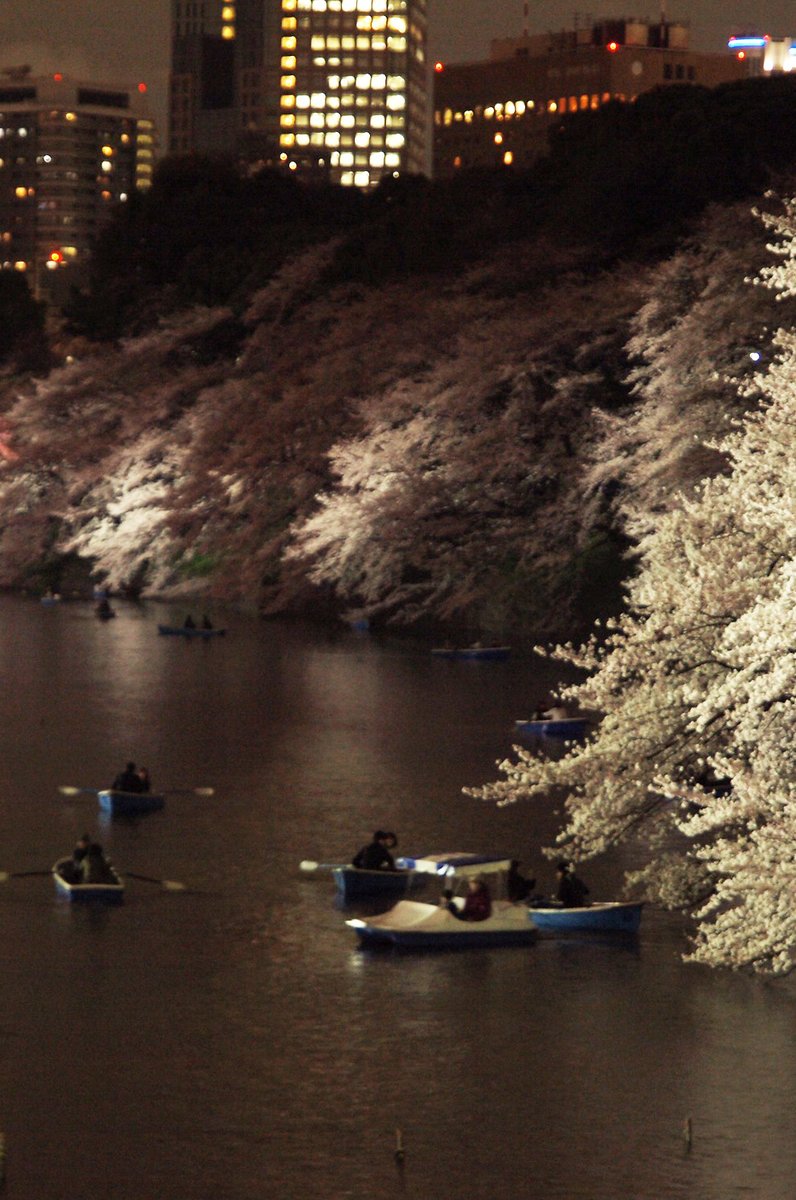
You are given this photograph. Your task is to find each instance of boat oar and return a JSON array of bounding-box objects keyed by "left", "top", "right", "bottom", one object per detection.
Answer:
[
  {"left": 299, "top": 860, "right": 348, "bottom": 873},
  {"left": 123, "top": 871, "right": 188, "bottom": 892},
  {"left": 59, "top": 786, "right": 214, "bottom": 798},
  {"left": 0, "top": 869, "right": 54, "bottom": 882}
]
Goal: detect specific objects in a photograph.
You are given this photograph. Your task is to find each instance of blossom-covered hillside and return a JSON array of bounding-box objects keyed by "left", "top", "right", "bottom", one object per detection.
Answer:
[
  {"left": 471, "top": 198, "right": 796, "bottom": 973},
  {"left": 0, "top": 199, "right": 792, "bottom": 641}
]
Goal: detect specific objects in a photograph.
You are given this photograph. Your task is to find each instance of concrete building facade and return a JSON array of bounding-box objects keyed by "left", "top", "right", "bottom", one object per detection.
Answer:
[
  {"left": 433, "top": 17, "right": 748, "bottom": 178},
  {"left": 170, "top": 0, "right": 428, "bottom": 189},
  {"left": 0, "top": 69, "right": 156, "bottom": 301}
]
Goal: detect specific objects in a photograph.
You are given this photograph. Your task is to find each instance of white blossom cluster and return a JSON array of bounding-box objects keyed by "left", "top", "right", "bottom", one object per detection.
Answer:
[{"left": 470, "top": 202, "right": 796, "bottom": 974}]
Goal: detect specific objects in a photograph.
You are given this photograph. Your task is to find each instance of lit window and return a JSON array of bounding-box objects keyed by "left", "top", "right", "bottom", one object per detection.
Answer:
[
  {"left": 387, "top": 16, "right": 407, "bottom": 32},
  {"left": 282, "top": 36, "right": 297, "bottom": 49},
  {"left": 222, "top": 25, "right": 235, "bottom": 38},
  {"left": 282, "top": 17, "right": 297, "bottom": 29},
  {"left": 281, "top": 75, "right": 296, "bottom": 88},
  {"left": 385, "top": 94, "right": 405, "bottom": 110},
  {"left": 355, "top": 131, "right": 369, "bottom": 146},
  {"left": 310, "top": 112, "right": 325, "bottom": 127},
  {"left": 484, "top": 106, "right": 494, "bottom": 119},
  {"left": 387, "top": 36, "right": 406, "bottom": 51},
  {"left": 311, "top": 92, "right": 326, "bottom": 106},
  {"left": 222, "top": 5, "right": 235, "bottom": 17},
  {"left": 339, "top": 151, "right": 354, "bottom": 166},
  {"left": 325, "top": 131, "right": 341, "bottom": 146},
  {"left": 503, "top": 150, "right": 513, "bottom": 164},
  {"left": 101, "top": 145, "right": 114, "bottom": 155},
  {"left": 281, "top": 56, "right": 297, "bottom": 69},
  {"left": 355, "top": 74, "right": 371, "bottom": 89},
  {"left": 386, "top": 132, "right": 404, "bottom": 148},
  {"left": 296, "top": 94, "right": 311, "bottom": 108},
  {"left": 547, "top": 100, "right": 557, "bottom": 112},
  {"left": 354, "top": 171, "right": 370, "bottom": 187},
  {"left": 494, "top": 132, "right": 503, "bottom": 145},
  {"left": 369, "top": 151, "right": 385, "bottom": 167},
  {"left": 281, "top": 94, "right": 296, "bottom": 107},
  {"left": 281, "top": 113, "right": 296, "bottom": 126},
  {"left": 385, "top": 152, "right": 400, "bottom": 166},
  {"left": 14, "top": 186, "right": 27, "bottom": 198},
  {"left": 280, "top": 133, "right": 296, "bottom": 146}
]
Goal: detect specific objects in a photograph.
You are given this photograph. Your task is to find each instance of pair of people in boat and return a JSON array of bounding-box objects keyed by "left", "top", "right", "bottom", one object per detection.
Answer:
[
  {"left": 69, "top": 834, "right": 116, "bottom": 884},
  {"left": 441, "top": 877, "right": 493, "bottom": 921},
  {"left": 111, "top": 761, "right": 151, "bottom": 794},
  {"left": 531, "top": 698, "right": 569, "bottom": 721},
  {"left": 352, "top": 830, "right": 398, "bottom": 871},
  {"left": 184, "top": 615, "right": 214, "bottom": 630}
]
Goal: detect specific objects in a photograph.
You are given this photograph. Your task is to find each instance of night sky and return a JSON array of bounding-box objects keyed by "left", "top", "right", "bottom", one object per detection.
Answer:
[{"left": 0, "top": 0, "right": 792, "bottom": 137}]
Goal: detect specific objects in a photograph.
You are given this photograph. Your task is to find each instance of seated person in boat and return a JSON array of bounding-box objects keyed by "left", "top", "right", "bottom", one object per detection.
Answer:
[
  {"left": 543, "top": 699, "right": 569, "bottom": 721},
  {"left": 352, "top": 830, "right": 397, "bottom": 871},
  {"left": 112, "top": 761, "right": 144, "bottom": 793},
  {"left": 137, "top": 766, "right": 151, "bottom": 793},
  {"left": 506, "top": 860, "right": 536, "bottom": 903},
  {"left": 446, "top": 877, "right": 492, "bottom": 921},
  {"left": 555, "top": 861, "right": 590, "bottom": 908},
  {"left": 61, "top": 833, "right": 92, "bottom": 882},
  {"left": 184, "top": 614, "right": 197, "bottom": 630},
  {"left": 201, "top": 614, "right": 214, "bottom": 630},
  {"left": 81, "top": 843, "right": 116, "bottom": 884}
]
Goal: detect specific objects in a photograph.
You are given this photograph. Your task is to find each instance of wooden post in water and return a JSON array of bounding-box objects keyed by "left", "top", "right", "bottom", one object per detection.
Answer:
[
  {"left": 394, "top": 1128, "right": 405, "bottom": 1163},
  {"left": 683, "top": 1115, "right": 693, "bottom": 1151}
]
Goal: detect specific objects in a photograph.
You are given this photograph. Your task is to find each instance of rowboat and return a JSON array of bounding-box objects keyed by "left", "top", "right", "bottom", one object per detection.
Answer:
[
  {"left": 52, "top": 858, "right": 125, "bottom": 904},
  {"left": 514, "top": 717, "right": 590, "bottom": 740},
  {"left": 527, "top": 901, "right": 644, "bottom": 932},
  {"left": 98, "top": 789, "right": 166, "bottom": 816},
  {"left": 157, "top": 625, "right": 226, "bottom": 638},
  {"left": 347, "top": 899, "right": 537, "bottom": 949},
  {"left": 332, "top": 866, "right": 425, "bottom": 902},
  {"left": 431, "top": 645, "right": 511, "bottom": 662},
  {"left": 332, "top": 851, "right": 513, "bottom": 901}
]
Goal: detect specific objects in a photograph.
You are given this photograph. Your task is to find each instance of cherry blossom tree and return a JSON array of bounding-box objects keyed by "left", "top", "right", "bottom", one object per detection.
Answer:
[{"left": 470, "top": 198, "right": 796, "bottom": 974}]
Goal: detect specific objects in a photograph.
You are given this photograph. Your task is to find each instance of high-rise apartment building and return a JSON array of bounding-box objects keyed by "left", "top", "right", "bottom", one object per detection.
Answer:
[
  {"left": 0, "top": 69, "right": 156, "bottom": 301},
  {"left": 170, "top": 0, "right": 428, "bottom": 188},
  {"left": 433, "top": 17, "right": 748, "bottom": 178}
]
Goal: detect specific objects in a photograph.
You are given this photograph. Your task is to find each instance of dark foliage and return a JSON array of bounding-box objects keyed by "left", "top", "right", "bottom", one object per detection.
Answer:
[{"left": 0, "top": 271, "right": 48, "bottom": 370}]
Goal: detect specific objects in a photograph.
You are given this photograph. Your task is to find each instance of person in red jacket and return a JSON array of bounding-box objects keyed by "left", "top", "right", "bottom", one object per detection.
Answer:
[{"left": 452, "top": 877, "right": 492, "bottom": 921}]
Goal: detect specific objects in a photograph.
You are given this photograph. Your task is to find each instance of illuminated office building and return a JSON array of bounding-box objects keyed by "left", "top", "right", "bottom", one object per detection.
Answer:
[
  {"left": 170, "top": 0, "right": 428, "bottom": 188},
  {"left": 727, "top": 32, "right": 796, "bottom": 73},
  {"left": 434, "top": 17, "right": 748, "bottom": 177},
  {"left": 0, "top": 69, "right": 156, "bottom": 301}
]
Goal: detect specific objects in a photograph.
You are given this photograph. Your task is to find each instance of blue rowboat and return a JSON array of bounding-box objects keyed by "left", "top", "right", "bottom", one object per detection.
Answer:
[
  {"left": 528, "top": 901, "right": 644, "bottom": 933},
  {"left": 331, "top": 853, "right": 511, "bottom": 901},
  {"left": 514, "top": 717, "right": 590, "bottom": 740},
  {"left": 52, "top": 858, "right": 125, "bottom": 904},
  {"left": 347, "top": 899, "right": 537, "bottom": 949},
  {"left": 332, "top": 866, "right": 425, "bottom": 902},
  {"left": 98, "top": 789, "right": 166, "bottom": 816},
  {"left": 158, "top": 625, "right": 226, "bottom": 638},
  {"left": 431, "top": 645, "right": 511, "bottom": 662}
]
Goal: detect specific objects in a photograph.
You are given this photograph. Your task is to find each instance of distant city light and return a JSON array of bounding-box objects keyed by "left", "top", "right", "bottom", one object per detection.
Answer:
[
  {"left": 727, "top": 36, "right": 768, "bottom": 49},
  {"left": 137, "top": 82, "right": 147, "bottom": 93},
  {"left": 749, "top": 351, "right": 761, "bottom": 362},
  {"left": 607, "top": 41, "right": 619, "bottom": 52},
  {"left": 53, "top": 73, "right": 63, "bottom": 82},
  {"left": 434, "top": 61, "right": 444, "bottom": 72}
]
